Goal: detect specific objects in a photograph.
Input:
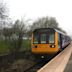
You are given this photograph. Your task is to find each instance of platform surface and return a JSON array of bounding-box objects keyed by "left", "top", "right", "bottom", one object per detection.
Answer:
[{"left": 64, "top": 53, "right": 72, "bottom": 72}]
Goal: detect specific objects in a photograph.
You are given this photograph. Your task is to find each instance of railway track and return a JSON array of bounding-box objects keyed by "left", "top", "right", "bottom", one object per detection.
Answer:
[
  {"left": 24, "top": 61, "right": 47, "bottom": 72},
  {"left": 23, "top": 50, "right": 63, "bottom": 72}
]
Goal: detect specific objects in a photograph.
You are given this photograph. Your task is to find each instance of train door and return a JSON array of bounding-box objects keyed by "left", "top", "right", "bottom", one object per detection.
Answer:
[{"left": 58, "top": 33, "right": 62, "bottom": 49}]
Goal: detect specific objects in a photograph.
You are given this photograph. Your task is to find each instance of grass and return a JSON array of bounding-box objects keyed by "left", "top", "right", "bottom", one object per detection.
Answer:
[
  {"left": 0, "top": 39, "right": 31, "bottom": 54},
  {"left": 0, "top": 41, "right": 10, "bottom": 54}
]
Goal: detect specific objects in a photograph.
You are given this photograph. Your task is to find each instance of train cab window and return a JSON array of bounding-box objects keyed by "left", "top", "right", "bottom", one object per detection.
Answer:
[
  {"left": 33, "top": 33, "right": 40, "bottom": 44},
  {"left": 41, "top": 33, "right": 46, "bottom": 43},
  {"left": 49, "top": 33, "right": 54, "bottom": 44}
]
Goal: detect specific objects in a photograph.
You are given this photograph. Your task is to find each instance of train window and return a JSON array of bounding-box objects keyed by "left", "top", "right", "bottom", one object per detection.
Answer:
[
  {"left": 33, "top": 33, "right": 39, "bottom": 44},
  {"left": 49, "top": 33, "right": 54, "bottom": 43},
  {"left": 41, "top": 33, "right": 46, "bottom": 43},
  {"left": 62, "top": 35, "right": 65, "bottom": 43}
]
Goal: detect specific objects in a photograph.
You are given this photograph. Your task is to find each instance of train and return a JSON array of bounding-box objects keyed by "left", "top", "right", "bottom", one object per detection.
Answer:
[{"left": 31, "top": 28, "right": 71, "bottom": 59}]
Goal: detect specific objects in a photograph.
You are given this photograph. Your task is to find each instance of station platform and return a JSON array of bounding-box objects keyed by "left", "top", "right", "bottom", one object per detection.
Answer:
[{"left": 64, "top": 53, "right": 72, "bottom": 72}]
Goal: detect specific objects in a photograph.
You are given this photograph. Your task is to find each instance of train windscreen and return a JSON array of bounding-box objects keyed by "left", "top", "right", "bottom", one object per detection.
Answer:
[
  {"left": 33, "top": 29, "right": 55, "bottom": 44},
  {"left": 33, "top": 32, "right": 40, "bottom": 44},
  {"left": 49, "top": 33, "right": 55, "bottom": 43}
]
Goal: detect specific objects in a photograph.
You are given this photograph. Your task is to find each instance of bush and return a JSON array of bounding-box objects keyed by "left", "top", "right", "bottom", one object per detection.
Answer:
[{"left": 0, "top": 39, "right": 31, "bottom": 54}]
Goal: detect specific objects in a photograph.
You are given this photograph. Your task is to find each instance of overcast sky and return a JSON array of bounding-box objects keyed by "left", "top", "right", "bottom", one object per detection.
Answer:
[{"left": 4, "top": 0, "right": 72, "bottom": 35}]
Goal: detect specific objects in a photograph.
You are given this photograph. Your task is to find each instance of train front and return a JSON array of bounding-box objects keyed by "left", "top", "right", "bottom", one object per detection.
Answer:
[{"left": 31, "top": 28, "right": 59, "bottom": 58}]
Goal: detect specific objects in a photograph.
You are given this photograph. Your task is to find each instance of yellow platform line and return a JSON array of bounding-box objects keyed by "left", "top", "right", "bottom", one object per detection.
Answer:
[{"left": 37, "top": 43, "right": 72, "bottom": 72}]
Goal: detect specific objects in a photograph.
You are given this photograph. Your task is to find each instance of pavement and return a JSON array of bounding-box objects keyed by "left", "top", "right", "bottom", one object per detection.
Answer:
[{"left": 64, "top": 53, "right": 72, "bottom": 72}]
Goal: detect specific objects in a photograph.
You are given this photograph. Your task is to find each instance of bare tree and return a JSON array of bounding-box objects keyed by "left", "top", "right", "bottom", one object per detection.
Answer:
[
  {"left": 27, "top": 16, "right": 58, "bottom": 37},
  {"left": 2, "top": 27, "right": 13, "bottom": 40},
  {"left": 30, "top": 16, "right": 58, "bottom": 31},
  {"left": 11, "top": 19, "right": 26, "bottom": 52},
  {"left": 0, "top": 1, "right": 8, "bottom": 40},
  {"left": 27, "top": 16, "right": 66, "bottom": 38},
  {"left": 0, "top": 2, "right": 7, "bottom": 19},
  {"left": 0, "top": 1, "right": 8, "bottom": 26}
]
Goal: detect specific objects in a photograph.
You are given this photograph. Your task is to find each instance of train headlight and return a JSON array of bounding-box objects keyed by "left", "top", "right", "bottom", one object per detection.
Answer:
[
  {"left": 41, "top": 56, "right": 44, "bottom": 58},
  {"left": 50, "top": 45, "right": 55, "bottom": 48},
  {"left": 33, "top": 45, "right": 37, "bottom": 48}
]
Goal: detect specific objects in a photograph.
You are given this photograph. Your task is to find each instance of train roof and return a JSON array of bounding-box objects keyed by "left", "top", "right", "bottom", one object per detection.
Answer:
[
  {"left": 54, "top": 29, "right": 66, "bottom": 35},
  {"left": 33, "top": 28, "right": 66, "bottom": 35}
]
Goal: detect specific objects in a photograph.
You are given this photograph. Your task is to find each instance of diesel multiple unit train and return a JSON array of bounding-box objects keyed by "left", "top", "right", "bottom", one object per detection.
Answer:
[{"left": 31, "top": 28, "right": 71, "bottom": 59}]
